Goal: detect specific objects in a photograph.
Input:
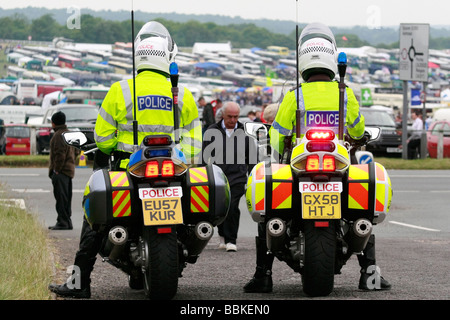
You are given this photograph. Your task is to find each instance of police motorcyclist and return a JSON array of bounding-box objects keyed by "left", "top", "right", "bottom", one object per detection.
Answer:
[
  {"left": 48, "top": 21, "right": 202, "bottom": 299},
  {"left": 244, "top": 22, "right": 391, "bottom": 293}
]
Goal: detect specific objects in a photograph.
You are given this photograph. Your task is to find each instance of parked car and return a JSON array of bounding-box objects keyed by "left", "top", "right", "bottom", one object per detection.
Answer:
[
  {"left": 4, "top": 124, "right": 31, "bottom": 155},
  {"left": 30, "top": 104, "right": 98, "bottom": 154},
  {"left": 427, "top": 120, "right": 450, "bottom": 158},
  {"left": 360, "top": 107, "right": 402, "bottom": 156}
]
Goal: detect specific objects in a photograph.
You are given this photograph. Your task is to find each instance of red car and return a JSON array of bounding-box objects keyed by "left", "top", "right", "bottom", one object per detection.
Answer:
[
  {"left": 4, "top": 124, "right": 31, "bottom": 155},
  {"left": 427, "top": 120, "right": 450, "bottom": 158}
]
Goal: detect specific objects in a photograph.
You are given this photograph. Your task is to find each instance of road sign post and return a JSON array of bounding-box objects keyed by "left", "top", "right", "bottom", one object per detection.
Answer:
[{"left": 399, "top": 23, "right": 429, "bottom": 160}]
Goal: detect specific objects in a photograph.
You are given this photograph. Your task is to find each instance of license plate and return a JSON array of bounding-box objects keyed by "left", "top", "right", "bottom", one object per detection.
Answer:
[
  {"left": 387, "top": 147, "right": 402, "bottom": 153},
  {"left": 300, "top": 182, "right": 342, "bottom": 219},
  {"left": 13, "top": 144, "right": 26, "bottom": 148},
  {"left": 139, "top": 187, "right": 183, "bottom": 226}
]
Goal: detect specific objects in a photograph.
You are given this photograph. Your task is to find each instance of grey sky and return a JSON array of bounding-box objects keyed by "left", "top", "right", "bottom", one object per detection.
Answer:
[{"left": 1, "top": 0, "right": 449, "bottom": 27}]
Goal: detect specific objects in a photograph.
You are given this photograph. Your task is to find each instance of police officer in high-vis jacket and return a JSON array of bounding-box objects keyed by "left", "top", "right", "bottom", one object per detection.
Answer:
[
  {"left": 95, "top": 22, "right": 201, "bottom": 167},
  {"left": 244, "top": 22, "right": 391, "bottom": 293},
  {"left": 49, "top": 21, "right": 201, "bottom": 299}
]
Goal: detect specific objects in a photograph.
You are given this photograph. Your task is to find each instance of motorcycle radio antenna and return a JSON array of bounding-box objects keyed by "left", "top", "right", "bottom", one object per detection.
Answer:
[
  {"left": 295, "top": 0, "right": 301, "bottom": 144},
  {"left": 131, "top": 1, "right": 139, "bottom": 150}
]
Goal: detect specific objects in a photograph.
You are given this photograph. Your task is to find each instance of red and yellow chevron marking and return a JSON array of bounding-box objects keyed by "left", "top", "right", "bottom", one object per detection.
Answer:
[
  {"left": 271, "top": 164, "right": 293, "bottom": 181},
  {"left": 348, "top": 164, "right": 369, "bottom": 181},
  {"left": 189, "top": 167, "right": 208, "bottom": 184},
  {"left": 255, "top": 162, "right": 265, "bottom": 181},
  {"left": 348, "top": 182, "right": 369, "bottom": 210},
  {"left": 255, "top": 181, "right": 265, "bottom": 211},
  {"left": 191, "top": 186, "right": 209, "bottom": 212},
  {"left": 109, "top": 171, "right": 129, "bottom": 187},
  {"left": 272, "top": 182, "right": 292, "bottom": 209},
  {"left": 112, "top": 190, "right": 131, "bottom": 217}
]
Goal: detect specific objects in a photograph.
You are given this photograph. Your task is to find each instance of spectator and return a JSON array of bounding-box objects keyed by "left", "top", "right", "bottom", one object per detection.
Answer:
[
  {"left": 202, "top": 101, "right": 257, "bottom": 252},
  {"left": 48, "top": 111, "right": 76, "bottom": 230},
  {"left": 262, "top": 103, "right": 278, "bottom": 125}
]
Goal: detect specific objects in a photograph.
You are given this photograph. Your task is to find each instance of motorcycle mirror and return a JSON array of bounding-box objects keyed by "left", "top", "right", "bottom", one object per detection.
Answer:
[
  {"left": 62, "top": 131, "right": 88, "bottom": 147},
  {"left": 365, "top": 127, "right": 381, "bottom": 142},
  {"left": 244, "top": 122, "right": 269, "bottom": 141}
]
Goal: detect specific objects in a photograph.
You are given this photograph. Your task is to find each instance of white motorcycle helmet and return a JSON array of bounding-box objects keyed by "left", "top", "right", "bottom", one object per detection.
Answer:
[
  {"left": 134, "top": 21, "right": 178, "bottom": 74},
  {"left": 298, "top": 22, "right": 338, "bottom": 81}
]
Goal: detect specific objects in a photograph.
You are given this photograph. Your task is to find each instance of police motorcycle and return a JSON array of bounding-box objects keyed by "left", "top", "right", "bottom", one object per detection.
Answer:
[
  {"left": 61, "top": 21, "right": 230, "bottom": 300},
  {"left": 245, "top": 53, "right": 392, "bottom": 297}
]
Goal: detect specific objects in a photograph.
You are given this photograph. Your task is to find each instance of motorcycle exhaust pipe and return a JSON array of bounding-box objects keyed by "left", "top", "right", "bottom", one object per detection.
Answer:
[
  {"left": 344, "top": 219, "right": 372, "bottom": 253},
  {"left": 266, "top": 218, "right": 286, "bottom": 253},
  {"left": 107, "top": 226, "right": 128, "bottom": 261},
  {"left": 195, "top": 221, "right": 214, "bottom": 241},
  {"left": 184, "top": 221, "right": 214, "bottom": 257}
]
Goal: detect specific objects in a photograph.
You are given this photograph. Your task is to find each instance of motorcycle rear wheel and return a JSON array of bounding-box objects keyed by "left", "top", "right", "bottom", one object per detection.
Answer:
[
  {"left": 142, "top": 227, "right": 179, "bottom": 300},
  {"left": 301, "top": 220, "right": 336, "bottom": 297}
]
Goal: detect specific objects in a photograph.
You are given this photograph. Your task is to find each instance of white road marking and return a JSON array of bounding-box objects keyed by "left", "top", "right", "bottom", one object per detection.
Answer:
[{"left": 389, "top": 220, "right": 440, "bottom": 232}]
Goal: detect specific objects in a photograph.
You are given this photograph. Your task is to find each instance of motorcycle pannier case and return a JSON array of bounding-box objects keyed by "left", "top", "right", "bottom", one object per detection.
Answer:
[
  {"left": 182, "top": 164, "right": 230, "bottom": 226},
  {"left": 246, "top": 162, "right": 296, "bottom": 223},
  {"left": 83, "top": 169, "right": 137, "bottom": 230},
  {"left": 343, "top": 162, "right": 392, "bottom": 224}
]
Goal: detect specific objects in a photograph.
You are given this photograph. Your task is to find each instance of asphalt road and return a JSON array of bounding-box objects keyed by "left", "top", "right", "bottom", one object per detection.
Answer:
[{"left": 0, "top": 167, "right": 449, "bottom": 304}]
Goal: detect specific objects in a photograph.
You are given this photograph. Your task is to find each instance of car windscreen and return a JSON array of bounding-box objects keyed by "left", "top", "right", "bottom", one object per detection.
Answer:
[
  {"left": 361, "top": 110, "right": 396, "bottom": 127},
  {"left": 60, "top": 107, "right": 98, "bottom": 122},
  {"left": 6, "top": 126, "right": 30, "bottom": 138}
]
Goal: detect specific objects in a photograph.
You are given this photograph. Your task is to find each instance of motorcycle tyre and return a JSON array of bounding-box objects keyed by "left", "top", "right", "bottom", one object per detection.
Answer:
[
  {"left": 301, "top": 220, "right": 336, "bottom": 297},
  {"left": 142, "top": 227, "right": 179, "bottom": 300}
]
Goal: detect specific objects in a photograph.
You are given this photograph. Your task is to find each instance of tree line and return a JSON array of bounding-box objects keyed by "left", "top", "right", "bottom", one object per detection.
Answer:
[{"left": 1, "top": 13, "right": 449, "bottom": 50}]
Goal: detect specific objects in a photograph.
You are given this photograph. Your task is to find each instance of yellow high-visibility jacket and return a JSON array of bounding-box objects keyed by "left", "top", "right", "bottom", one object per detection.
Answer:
[
  {"left": 270, "top": 81, "right": 365, "bottom": 156},
  {"left": 95, "top": 70, "right": 202, "bottom": 161}
]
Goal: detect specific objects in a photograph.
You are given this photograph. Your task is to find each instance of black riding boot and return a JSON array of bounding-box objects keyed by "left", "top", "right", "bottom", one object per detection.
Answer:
[
  {"left": 357, "top": 234, "right": 391, "bottom": 290},
  {"left": 49, "top": 218, "right": 103, "bottom": 298},
  {"left": 244, "top": 236, "right": 274, "bottom": 293}
]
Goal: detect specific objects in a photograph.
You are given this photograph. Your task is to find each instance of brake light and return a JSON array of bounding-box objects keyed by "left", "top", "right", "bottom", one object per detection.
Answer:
[
  {"left": 323, "top": 155, "right": 336, "bottom": 172},
  {"left": 306, "top": 130, "right": 335, "bottom": 141},
  {"left": 306, "top": 155, "right": 320, "bottom": 172},
  {"left": 161, "top": 160, "right": 175, "bottom": 177},
  {"left": 145, "top": 161, "right": 159, "bottom": 178},
  {"left": 143, "top": 136, "right": 172, "bottom": 146},
  {"left": 306, "top": 141, "right": 336, "bottom": 152}
]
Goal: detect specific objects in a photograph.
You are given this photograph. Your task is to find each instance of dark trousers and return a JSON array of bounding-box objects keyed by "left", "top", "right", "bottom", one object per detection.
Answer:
[
  {"left": 52, "top": 173, "right": 73, "bottom": 228},
  {"left": 74, "top": 217, "right": 104, "bottom": 288},
  {"left": 218, "top": 183, "right": 246, "bottom": 245},
  {"left": 407, "top": 139, "right": 421, "bottom": 159}
]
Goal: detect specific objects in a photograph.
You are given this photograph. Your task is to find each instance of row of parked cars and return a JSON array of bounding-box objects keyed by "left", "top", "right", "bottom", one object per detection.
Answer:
[
  {"left": 1, "top": 104, "right": 449, "bottom": 158},
  {"left": 1, "top": 104, "right": 98, "bottom": 155}
]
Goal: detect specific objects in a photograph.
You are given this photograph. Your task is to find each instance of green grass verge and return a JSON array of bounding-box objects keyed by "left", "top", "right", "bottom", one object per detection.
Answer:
[{"left": 0, "top": 188, "right": 54, "bottom": 300}]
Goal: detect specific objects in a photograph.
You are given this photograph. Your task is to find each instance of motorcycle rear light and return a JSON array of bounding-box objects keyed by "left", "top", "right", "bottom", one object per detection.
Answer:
[
  {"left": 315, "top": 221, "right": 329, "bottom": 227},
  {"left": 161, "top": 160, "right": 175, "bottom": 177},
  {"left": 145, "top": 161, "right": 159, "bottom": 178},
  {"left": 157, "top": 227, "right": 172, "bottom": 234},
  {"left": 306, "top": 130, "right": 335, "bottom": 141},
  {"left": 323, "top": 155, "right": 336, "bottom": 172},
  {"left": 306, "top": 141, "right": 335, "bottom": 152},
  {"left": 306, "top": 155, "right": 320, "bottom": 172},
  {"left": 143, "top": 136, "right": 172, "bottom": 146}
]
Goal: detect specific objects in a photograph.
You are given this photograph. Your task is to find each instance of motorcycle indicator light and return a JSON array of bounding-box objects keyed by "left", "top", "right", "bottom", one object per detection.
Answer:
[
  {"left": 306, "top": 155, "right": 320, "bottom": 172},
  {"left": 161, "top": 160, "right": 175, "bottom": 177},
  {"left": 145, "top": 160, "right": 159, "bottom": 178},
  {"left": 306, "top": 130, "right": 335, "bottom": 141},
  {"left": 323, "top": 155, "right": 336, "bottom": 172}
]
